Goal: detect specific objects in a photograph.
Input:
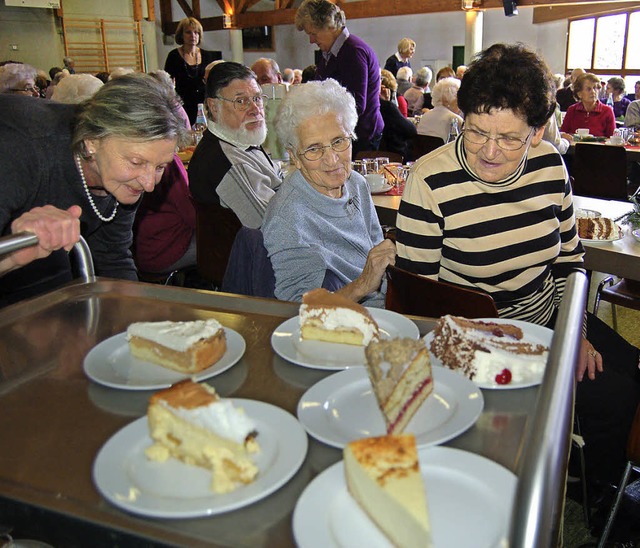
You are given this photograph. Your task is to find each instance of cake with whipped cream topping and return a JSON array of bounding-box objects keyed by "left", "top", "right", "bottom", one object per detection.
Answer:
[
  {"left": 429, "top": 315, "right": 548, "bottom": 386},
  {"left": 145, "top": 379, "right": 259, "bottom": 494},
  {"left": 365, "top": 338, "right": 433, "bottom": 434},
  {"left": 127, "top": 319, "right": 226, "bottom": 373},
  {"left": 577, "top": 217, "right": 621, "bottom": 240},
  {"left": 299, "top": 288, "right": 379, "bottom": 346}
]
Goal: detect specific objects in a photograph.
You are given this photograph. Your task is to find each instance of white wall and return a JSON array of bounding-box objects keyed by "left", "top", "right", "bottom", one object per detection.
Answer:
[{"left": 0, "top": 1, "right": 568, "bottom": 78}]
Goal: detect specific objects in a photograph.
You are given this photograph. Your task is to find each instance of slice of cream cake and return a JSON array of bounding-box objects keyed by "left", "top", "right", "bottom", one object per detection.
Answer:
[
  {"left": 299, "top": 288, "right": 379, "bottom": 346},
  {"left": 430, "top": 315, "right": 548, "bottom": 385},
  {"left": 145, "top": 379, "right": 259, "bottom": 494},
  {"left": 127, "top": 319, "right": 226, "bottom": 373},
  {"left": 343, "top": 434, "right": 433, "bottom": 548},
  {"left": 364, "top": 338, "right": 434, "bottom": 434}
]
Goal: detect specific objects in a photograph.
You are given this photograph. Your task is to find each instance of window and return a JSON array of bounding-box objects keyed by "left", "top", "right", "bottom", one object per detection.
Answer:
[{"left": 567, "top": 8, "right": 640, "bottom": 94}]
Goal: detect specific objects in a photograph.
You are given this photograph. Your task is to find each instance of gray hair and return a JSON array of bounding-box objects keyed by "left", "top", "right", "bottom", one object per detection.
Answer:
[
  {"left": 295, "top": 0, "right": 346, "bottom": 31},
  {"left": 71, "top": 72, "right": 189, "bottom": 154},
  {"left": 396, "top": 66, "right": 413, "bottom": 82},
  {"left": 205, "top": 61, "right": 256, "bottom": 99},
  {"left": 51, "top": 74, "right": 103, "bottom": 104},
  {"left": 0, "top": 63, "right": 37, "bottom": 93},
  {"left": 108, "top": 67, "right": 135, "bottom": 80},
  {"left": 415, "top": 66, "right": 432, "bottom": 87},
  {"left": 275, "top": 78, "right": 357, "bottom": 150},
  {"left": 282, "top": 68, "right": 295, "bottom": 84},
  {"left": 148, "top": 69, "right": 174, "bottom": 90},
  {"left": 431, "top": 77, "right": 460, "bottom": 107}
]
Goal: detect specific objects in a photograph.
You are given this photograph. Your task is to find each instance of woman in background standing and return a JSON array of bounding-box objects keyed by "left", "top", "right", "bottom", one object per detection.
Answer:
[{"left": 164, "top": 17, "right": 221, "bottom": 125}]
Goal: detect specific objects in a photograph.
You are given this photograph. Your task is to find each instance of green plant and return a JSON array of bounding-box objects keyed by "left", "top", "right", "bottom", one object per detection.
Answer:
[{"left": 617, "top": 188, "right": 640, "bottom": 229}]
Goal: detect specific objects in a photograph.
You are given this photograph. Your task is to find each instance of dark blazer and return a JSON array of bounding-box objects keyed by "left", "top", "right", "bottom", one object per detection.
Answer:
[{"left": 380, "top": 99, "right": 417, "bottom": 161}]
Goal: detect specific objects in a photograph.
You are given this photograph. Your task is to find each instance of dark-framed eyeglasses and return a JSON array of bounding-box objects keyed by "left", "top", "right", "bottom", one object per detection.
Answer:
[
  {"left": 462, "top": 128, "right": 533, "bottom": 151},
  {"left": 215, "top": 94, "right": 268, "bottom": 111},
  {"left": 298, "top": 136, "right": 353, "bottom": 161},
  {"left": 9, "top": 85, "right": 39, "bottom": 94}
]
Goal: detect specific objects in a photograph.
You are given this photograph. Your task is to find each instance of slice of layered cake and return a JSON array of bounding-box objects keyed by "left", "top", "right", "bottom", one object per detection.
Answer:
[
  {"left": 344, "top": 434, "right": 433, "bottom": 548},
  {"left": 127, "top": 319, "right": 226, "bottom": 373},
  {"left": 430, "top": 315, "right": 548, "bottom": 385},
  {"left": 145, "top": 379, "right": 259, "bottom": 493},
  {"left": 576, "top": 217, "right": 621, "bottom": 240},
  {"left": 299, "top": 288, "right": 379, "bottom": 346},
  {"left": 364, "top": 338, "right": 433, "bottom": 434}
]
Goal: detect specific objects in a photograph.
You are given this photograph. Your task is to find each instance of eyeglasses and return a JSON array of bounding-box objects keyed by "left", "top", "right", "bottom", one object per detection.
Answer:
[
  {"left": 462, "top": 128, "right": 533, "bottom": 151},
  {"left": 9, "top": 85, "right": 39, "bottom": 94},
  {"left": 215, "top": 94, "right": 268, "bottom": 111},
  {"left": 298, "top": 136, "right": 353, "bottom": 161}
]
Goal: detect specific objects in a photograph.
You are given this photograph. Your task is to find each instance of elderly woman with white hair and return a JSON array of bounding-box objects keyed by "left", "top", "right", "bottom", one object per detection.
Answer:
[
  {"left": 51, "top": 73, "right": 103, "bottom": 104},
  {"left": 416, "top": 77, "right": 463, "bottom": 143},
  {"left": 261, "top": 79, "right": 396, "bottom": 306},
  {"left": 0, "top": 63, "right": 39, "bottom": 97}
]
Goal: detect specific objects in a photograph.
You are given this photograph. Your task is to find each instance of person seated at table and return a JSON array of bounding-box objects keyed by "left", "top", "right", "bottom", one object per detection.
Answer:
[
  {"left": 605, "top": 76, "right": 631, "bottom": 119},
  {"left": 50, "top": 73, "right": 103, "bottom": 104},
  {"left": 132, "top": 153, "right": 196, "bottom": 276},
  {"left": 262, "top": 79, "right": 396, "bottom": 306},
  {"left": 403, "top": 67, "right": 430, "bottom": 117},
  {"left": 396, "top": 66, "right": 413, "bottom": 98},
  {"left": 379, "top": 70, "right": 416, "bottom": 161},
  {"left": 188, "top": 62, "right": 283, "bottom": 229},
  {"left": 396, "top": 43, "right": 640, "bottom": 501},
  {"left": 625, "top": 80, "right": 640, "bottom": 103},
  {"left": 625, "top": 99, "right": 640, "bottom": 129},
  {"left": 560, "top": 73, "right": 616, "bottom": 138},
  {"left": 416, "top": 77, "right": 463, "bottom": 143},
  {"left": 0, "top": 63, "right": 40, "bottom": 97},
  {"left": 0, "top": 73, "right": 189, "bottom": 306}
]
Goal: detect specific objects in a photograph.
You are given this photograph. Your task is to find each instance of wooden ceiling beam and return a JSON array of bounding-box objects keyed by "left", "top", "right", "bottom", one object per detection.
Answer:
[{"left": 533, "top": 1, "right": 640, "bottom": 22}]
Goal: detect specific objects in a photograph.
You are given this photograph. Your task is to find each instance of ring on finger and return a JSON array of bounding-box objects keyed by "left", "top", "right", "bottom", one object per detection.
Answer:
[{"left": 588, "top": 348, "right": 597, "bottom": 358}]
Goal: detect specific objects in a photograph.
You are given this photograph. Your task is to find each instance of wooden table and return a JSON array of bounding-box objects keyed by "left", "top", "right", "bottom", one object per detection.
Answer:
[
  {"left": 373, "top": 194, "right": 639, "bottom": 279},
  {"left": 0, "top": 279, "right": 571, "bottom": 547}
]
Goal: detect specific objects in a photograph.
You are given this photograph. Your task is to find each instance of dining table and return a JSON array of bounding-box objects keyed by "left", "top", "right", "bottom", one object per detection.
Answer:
[
  {"left": 0, "top": 270, "right": 588, "bottom": 547},
  {"left": 373, "top": 193, "right": 639, "bottom": 279}
]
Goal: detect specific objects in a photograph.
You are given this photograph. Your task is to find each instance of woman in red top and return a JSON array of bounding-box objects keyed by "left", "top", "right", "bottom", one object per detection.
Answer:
[{"left": 560, "top": 73, "right": 615, "bottom": 138}]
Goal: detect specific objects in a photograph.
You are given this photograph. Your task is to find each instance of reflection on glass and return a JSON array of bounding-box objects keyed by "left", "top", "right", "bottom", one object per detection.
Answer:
[
  {"left": 626, "top": 12, "right": 640, "bottom": 69},
  {"left": 594, "top": 14, "right": 626, "bottom": 69}
]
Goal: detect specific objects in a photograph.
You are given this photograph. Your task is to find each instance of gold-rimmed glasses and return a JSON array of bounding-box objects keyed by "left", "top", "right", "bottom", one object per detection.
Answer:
[
  {"left": 215, "top": 94, "right": 268, "bottom": 111},
  {"left": 462, "top": 128, "right": 533, "bottom": 151}
]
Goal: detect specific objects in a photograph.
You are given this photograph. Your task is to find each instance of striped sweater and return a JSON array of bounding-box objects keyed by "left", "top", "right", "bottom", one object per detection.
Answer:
[{"left": 396, "top": 136, "right": 585, "bottom": 326}]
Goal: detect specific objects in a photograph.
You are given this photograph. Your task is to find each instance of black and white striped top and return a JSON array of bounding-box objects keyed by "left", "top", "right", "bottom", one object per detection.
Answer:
[{"left": 396, "top": 136, "right": 585, "bottom": 326}]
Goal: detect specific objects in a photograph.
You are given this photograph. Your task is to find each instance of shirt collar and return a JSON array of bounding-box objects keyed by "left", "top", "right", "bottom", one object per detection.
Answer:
[{"left": 323, "top": 27, "right": 349, "bottom": 61}]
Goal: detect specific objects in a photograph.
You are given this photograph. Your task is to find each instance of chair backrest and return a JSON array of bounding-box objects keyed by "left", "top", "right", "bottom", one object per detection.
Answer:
[
  {"left": 571, "top": 143, "right": 628, "bottom": 200},
  {"left": 411, "top": 135, "right": 445, "bottom": 162},
  {"left": 385, "top": 264, "right": 499, "bottom": 318},
  {"left": 194, "top": 201, "right": 242, "bottom": 288},
  {"left": 221, "top": 227, "right": 275, "bottom": 298},
  {"left": 354, "top": 150, "right": 404, "bottom": 163}
]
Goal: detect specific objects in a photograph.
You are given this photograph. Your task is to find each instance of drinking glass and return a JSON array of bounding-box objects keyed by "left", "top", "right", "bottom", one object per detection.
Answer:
[
  {"left": 362, "top": 158, "right": 379, "bottom": 175},
  {"left": 352, "top": 160, "right": 367, "bottom": 176}
]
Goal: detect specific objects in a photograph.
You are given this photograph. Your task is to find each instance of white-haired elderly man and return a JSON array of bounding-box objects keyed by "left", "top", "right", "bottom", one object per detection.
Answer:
[
  {"left": 403, "top": 67, "right": 431, "bottom": 116},
  {"left": 396, "top": 66, "right": 413, "bottom": 97},
  {"left": 250, "top": 58, "right": 283, "bottom": 85},
  {"left": 188, "top": 62, "right": 283, "bottom": 229}
]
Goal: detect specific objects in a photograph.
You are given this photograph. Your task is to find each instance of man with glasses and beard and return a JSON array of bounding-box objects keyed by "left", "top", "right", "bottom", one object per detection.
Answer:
[{"left": 188, "top": 62, "right": 283, "bottom": 229}]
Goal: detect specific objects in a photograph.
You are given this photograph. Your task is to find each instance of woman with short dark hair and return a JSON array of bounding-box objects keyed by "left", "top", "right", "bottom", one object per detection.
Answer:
[{"left": 397, "top": 43, "right": 640, "bottom": 495}]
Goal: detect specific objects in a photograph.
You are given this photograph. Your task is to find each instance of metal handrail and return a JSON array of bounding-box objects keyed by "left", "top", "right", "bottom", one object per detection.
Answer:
[
  {"left": 0, "top": 231, "right": 95, "bottom": 283},
  {"left": 510, "top": 272, "right": 588, "bottom": 547}
]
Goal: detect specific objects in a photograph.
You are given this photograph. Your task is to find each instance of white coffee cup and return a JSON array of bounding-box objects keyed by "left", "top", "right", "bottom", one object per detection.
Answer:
[
  {"left": 365, "top": 173, "right": 386, "bottom": 191},
  {"left": 576, "top": 128, "right": 590, "bottom": 137}
]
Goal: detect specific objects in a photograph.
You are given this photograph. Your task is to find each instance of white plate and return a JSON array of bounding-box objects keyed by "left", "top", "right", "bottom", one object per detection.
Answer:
[
  {"left": 92, "top": 399, "right": 308, "bottom": 518},
  {"left": 580, "top": 223, "right": 624, "bottom": 245},
  {"left": 293, "top": 445, "right": 516, "bottom": 548},
  {"left": 271, "top": 309, "right": 419, "bottom": 370},
  {"left": 83, "top": 328, "right": 246, "bottom": 390},
  {"left": 424, "top": 318, "right": 552, "bottom": 390},
  {"left": 574, "top": 208, "right": 601, "bottom": 219},
  {"left": 297, "top": 366, "right": 482, "bottom": 448},
  {"left": 370, "top": 182, "right": 394, "bottom": 194}
]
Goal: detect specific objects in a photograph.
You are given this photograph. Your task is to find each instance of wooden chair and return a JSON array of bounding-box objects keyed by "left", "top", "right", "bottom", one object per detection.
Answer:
[
  {"left": 385, "top": 264, "right": 499, "bottom": 318},
  {"left": 597, "top": 403, "right": 640, "bottom": 547},
  {"left": 571, "top": 143, "right": 629, "bottom": 200},
  {"left": 410, "top": 135, "right": 445, "bottom": 162},
  {"left": 354, "top": 150, "right": 404, "bottom": 163},
  {"left": 194, "top": 201, "right": 242, "bottom": 290},
  {"left": 593, "top": 276, "right": 640, "bottom": 331}
]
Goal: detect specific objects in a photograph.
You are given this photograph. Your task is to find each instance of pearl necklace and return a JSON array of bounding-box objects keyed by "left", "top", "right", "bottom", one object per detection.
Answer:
[{"left": 75, "top": 154, "right": 118, "bottom": 222}]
